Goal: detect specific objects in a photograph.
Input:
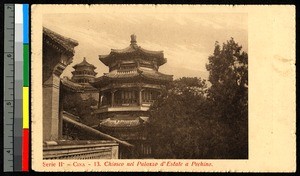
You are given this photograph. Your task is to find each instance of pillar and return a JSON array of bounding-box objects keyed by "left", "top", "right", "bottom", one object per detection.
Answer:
[
  {"left": 111, "top": 145, "right": 119, "bottom": 159},
  {"left": 58, "top": 88, "right": 64, "bottom": 139},
  {"left": 98, "top": 91, "right": 102, "bottom": 108},
  {"left": 43, "top": 74, "right": 61, "bottom": 141},
  {"left": 138, "top": 88, "right": 143, "bottom": 106},
  {"left": 43, "top": 55, "right": 73, "bottom": 141},
  {"left": 111, "top": 90, "right": 115, "bottom": 107}
]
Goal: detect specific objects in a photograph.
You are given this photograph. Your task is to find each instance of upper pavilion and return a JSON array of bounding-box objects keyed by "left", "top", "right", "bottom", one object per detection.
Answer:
[
  {"left": 71, "top": 57, "right": 97, "bottom": 85},
  {"left": 92, "top": 34, "right": 172, "bottom": 88}
]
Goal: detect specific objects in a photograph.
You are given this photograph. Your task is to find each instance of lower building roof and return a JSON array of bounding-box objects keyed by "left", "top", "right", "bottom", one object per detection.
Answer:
[
  {"left": 61, "top": 77, "right": 98, "bottom": 92},
  {"left": 62, "top": 111, "right": 134, "bottom": 147},
  {"left": 99, "top": 114, "right": 149, "bottom": 128}
]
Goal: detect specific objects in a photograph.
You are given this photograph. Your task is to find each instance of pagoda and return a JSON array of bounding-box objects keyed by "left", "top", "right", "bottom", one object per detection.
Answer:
[
  {"left": 71, "top": 57, "right": 97, "bottom": 85},
  {"left": 91, "top": 34, "right": 173, "bottom": 158}
]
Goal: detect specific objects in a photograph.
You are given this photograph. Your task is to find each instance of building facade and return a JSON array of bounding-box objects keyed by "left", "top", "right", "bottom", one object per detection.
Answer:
[
  {"left": 43, "top": 27, "right": 79, "bottom": 141},
  {"left": 43, "top": 27, "right": 122, "bottom": 159},
  {"left": 91, "top": 34, "right": 173, "bottom": 158}
]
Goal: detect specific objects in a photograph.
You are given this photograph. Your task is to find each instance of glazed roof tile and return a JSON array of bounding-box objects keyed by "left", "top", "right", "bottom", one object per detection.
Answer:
[
  {"left": 43, "top": 27, "right": 78, "bottom": 54},
  {"left": 93, "top": 68, "right": 173, "bottom": 83},
  {"left": 99, "top": 35, "right": 166, "bottom": 66},
  {"left": 99, "top": 115, "right": 148, "bottom": 128},
  {"left": 61, "top": 77, "right": 97, "bottom": 92}
]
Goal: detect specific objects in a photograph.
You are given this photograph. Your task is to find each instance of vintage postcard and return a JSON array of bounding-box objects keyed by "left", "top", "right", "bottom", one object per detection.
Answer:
[{"left": 31, "top": 5, "right": 295, "bottom": 172}]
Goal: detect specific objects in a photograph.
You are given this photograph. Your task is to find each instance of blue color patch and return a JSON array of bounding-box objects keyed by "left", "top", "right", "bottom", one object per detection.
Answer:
[{"left": 23, "top": 4, "right": 29, "bottom": 44}]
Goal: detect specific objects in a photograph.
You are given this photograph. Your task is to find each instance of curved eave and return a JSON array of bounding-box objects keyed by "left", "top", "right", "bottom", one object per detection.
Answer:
[
  {"left": 99, "top": 122, "right": 142, "bottom": 128},
  {"left": 72, "top": 71, "right": 97, "bottom": 76},
  {"left": 99, "top": 55, "right": 110, "bottom": 66},
  {"left": 91, "top": 73, "right": 173, "bottom": 88},
  {"left": 61, "top": 78, "right": 98, "bottom": 92},
  {"left": 72, "top": 65, "right": 97, "bottom": 69},
  {"left": 98, "top": 116, "right": 146, "bottom": 129},
  {"left": 99, "top": 49, "right": 166, "bottom": 66},
  {"left": 61, "top": 82, "right": 84, "bottom": 93},
  {"left": 43, "top": 27, "right": 78, "bottom": 56},
  {"left": 99, "top": 125, "right": 143, "bottom": 130},
  {"left": 90, "top": 76, "right": 110, "bottom": 87},
  {"left": 140, "top": 74, "right": 173, "bottom": 82}
]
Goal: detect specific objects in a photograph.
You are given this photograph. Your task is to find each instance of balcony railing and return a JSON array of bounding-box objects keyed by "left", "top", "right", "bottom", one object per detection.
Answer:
[
  {"left": 115, "top": 99, "right": 138, "bottom": 106},
  {"left": 43, "top": 140, "right": 119, "bottom": 159},
  {"left": 95, "top": 105, "right": 150, "bottom": 114}
]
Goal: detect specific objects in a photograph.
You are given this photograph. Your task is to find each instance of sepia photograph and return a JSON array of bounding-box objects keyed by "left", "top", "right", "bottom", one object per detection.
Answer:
[
  {"left": 41, "top": 10, "right": 248, "bottom": 160},
  {"left": 31, "top": 5, "right": 295, "bottom": 172}
]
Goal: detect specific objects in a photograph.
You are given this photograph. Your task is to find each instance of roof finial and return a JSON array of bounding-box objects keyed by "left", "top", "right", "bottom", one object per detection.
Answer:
[
  {"left": 83, "top": 57, "right": 86, "bottom": 61},
  {"left": 130, "top": 34, "right": 137, "bottom": 45}
]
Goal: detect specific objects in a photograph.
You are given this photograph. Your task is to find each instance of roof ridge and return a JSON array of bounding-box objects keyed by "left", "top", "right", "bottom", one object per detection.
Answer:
[
  {"left": 73, "top": 57, "right": 96, "bottom": 68},
  {"left": 43, "top": 27, "right": 78, "bottom": 46}
]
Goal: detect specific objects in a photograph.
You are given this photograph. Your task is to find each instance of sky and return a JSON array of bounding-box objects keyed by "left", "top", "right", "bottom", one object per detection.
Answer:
[{"left": 43, "top": 12, "right": 247, "bottom": 80}]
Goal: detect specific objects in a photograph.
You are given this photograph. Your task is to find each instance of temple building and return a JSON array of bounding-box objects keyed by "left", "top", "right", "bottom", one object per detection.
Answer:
[
  {"left": 42, "top": 27, "right": 130, "bottom": 159},
  {"left": 71, "top": 57, "right": 97, "bottom": 85},
  {"left": 61, "top": 57, "right": 99, "bottom": 104},
  {"left": 43, "top": 27, "right": 79, "bottom": 141},
  {"left": 42, "top": 28, "right": 172, "bottom": 159},
  {"left": 91, "top": 34, "right": 173, "bottom": 158}
]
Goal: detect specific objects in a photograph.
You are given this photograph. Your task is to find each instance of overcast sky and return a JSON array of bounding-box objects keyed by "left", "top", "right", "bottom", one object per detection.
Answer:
[{"left": 43, "top": 12, "right": 247, "bottom": 80}]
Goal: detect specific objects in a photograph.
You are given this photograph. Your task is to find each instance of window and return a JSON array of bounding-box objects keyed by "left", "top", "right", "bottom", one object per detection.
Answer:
[
  {"left": 142, "top": 90, "right": 158, "bottom": 103},
  {"left": 115, "top": 90, "right": 137, "bottom": 105}
]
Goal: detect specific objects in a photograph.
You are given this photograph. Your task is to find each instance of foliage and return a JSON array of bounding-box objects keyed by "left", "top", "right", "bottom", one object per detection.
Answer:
[
  {"left": 150, "top": 77, "right": 212, "bottom": 158},
  {"left": 150, "top": 38, "right": 248, "bottom": 159},
  {"left": 206, "top": 38, "right": 248, "bottom": 158},
  {"left": 62, "top": 92, "right": 98, "bottom": 126},
  {"left": 206, "top": 38, "right": 248, "bottom": 124}
]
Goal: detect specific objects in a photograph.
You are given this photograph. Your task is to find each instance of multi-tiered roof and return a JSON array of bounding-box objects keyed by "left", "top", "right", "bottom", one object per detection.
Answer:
[
  {"left": 99, "top": 34, "right": 167, "bottom": 67},
  {"left": 73, "top": 57, "right": 97, "bottom": 70},
  {"left": 71, "top": 57, "right": 97, "bottom": 85},
  {"left": 92, "top": 35, "right": 173, "bottom": 87},
  {"left": 60, "top": 58, "right": 98, "bottom": 92}
]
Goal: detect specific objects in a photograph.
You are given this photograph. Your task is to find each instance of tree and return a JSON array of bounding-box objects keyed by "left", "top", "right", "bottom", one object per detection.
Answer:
[
  {"left": 61, "top": 91, "right": 99, "bottom": 140},
  {"left": 62, "top": 92, "right": 98, "bottom": 126},
  {"left": 206, "top": 38, "right": 248, "bottom": 124},
  {"left": 206, "top": 38, "right": 248, "bottom": 158},
  {"left": 149, "top": 77, "right": 211, "bottom": 158},
  {"left": 149, "top": 38, "right": 248, "bottom": 159}
]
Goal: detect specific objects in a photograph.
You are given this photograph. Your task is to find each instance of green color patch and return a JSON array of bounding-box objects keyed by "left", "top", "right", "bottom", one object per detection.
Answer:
[{"left": 23, "top": 44, "right": 29, "bottom": 87}]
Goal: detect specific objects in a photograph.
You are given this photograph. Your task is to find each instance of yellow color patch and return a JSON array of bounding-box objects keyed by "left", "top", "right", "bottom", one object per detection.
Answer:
[{"left": 23, "top": 87, "right": 29, "bottom": 129}]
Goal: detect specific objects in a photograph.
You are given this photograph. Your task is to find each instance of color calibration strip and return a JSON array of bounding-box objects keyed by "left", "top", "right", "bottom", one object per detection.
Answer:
[
  {"left": 15, "top": 4, "right": 29, "bottom": 171},
  {"left": 3, "top": 4, "right": 29, "bottom": 172},
  {"left": 22, "top": 4, "right": 29, "bottom": 172}
]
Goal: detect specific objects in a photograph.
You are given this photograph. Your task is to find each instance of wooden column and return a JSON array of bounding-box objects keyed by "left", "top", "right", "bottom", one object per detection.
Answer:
[
  {"left": 98, "top": 91, "right": 102, "bottom": 108},
  {"left": 138, "top": 88, "right": 142, "bottom": 106},
  {"left": 111, "top": 90, "right": 115, "bottom": 107}
]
